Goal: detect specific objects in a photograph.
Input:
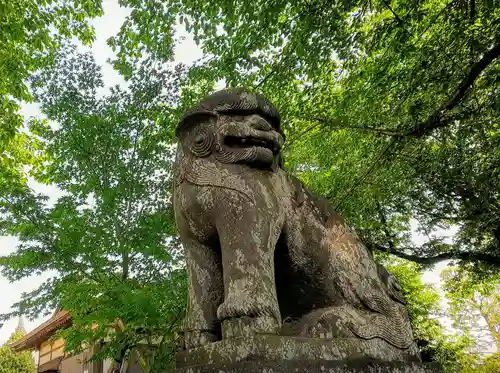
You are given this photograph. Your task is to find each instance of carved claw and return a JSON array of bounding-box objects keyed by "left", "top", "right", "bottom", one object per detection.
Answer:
[
  {"left": 221, "top": 315, "right": 280, "bottom": 339},
  {"left": 288, "top": 307, "right": 357, "bottom": 339},
  {"left": 309, "top": 323, "right": 341, "bottom": 340},
  {"left": 184, "top": 330, "right": 219, "bottom": 350}
]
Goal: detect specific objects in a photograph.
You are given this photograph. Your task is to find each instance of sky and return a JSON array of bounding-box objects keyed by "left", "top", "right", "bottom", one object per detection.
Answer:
[{"left": 0, "top": 0, "right": 450, "bottom": 344}]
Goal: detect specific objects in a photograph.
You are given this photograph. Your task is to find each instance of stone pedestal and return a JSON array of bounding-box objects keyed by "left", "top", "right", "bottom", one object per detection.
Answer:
[
  {"left": 173, "top": 359, "right": 441, "bottom": 373},
  {"left": 172, "top": 335, "right": 441, "bottom": 373}
]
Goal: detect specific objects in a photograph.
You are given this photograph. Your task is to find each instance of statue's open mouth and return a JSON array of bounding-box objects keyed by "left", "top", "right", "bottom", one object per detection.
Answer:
[{"left": 224, "top": 136, "right": 279, "bottom": 154}]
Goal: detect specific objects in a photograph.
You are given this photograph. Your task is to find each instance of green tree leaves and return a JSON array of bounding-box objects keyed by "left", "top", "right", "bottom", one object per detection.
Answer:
[
  {"left": 110, "top": 0, "right": 500, "bottom": 269},
  {"left": 442, "top": 268, "right": 500, "bottom": 351},
  {"left": 1, "top": 46, "right": 187, "bottom": 370},
  {"left": 441, "top": 268, "right": 500, "bottom": 372},
  {"left": 0, "top": 328, "right": 36, "bottom": 373},
  {"left": 1, "top": 1, "right": 500, "bottom": 371},
  {"left": 0, "top": 0, "right": 103, "bottom": 139}
]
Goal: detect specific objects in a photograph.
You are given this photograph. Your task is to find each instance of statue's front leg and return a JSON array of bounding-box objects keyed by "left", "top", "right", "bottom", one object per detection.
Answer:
[
  {"left": 183, "top": 238, "right": 224, "bottom": 349},
  {"left": 214, "top": 189, "right": 282, "bottom": 339},
  {"left": 175, "top": 184, "right": 224, "bottom": 349}
]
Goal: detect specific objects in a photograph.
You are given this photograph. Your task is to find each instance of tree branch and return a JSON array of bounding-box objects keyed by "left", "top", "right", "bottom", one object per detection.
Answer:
[
  {"left": 310, "top": 117, "right": 407, "bottom": 136},
  {"left": 367, "top": 242, "right": 500, "bottom": 266},
  {"left": 443, "top": 41, "right": 500, "bottom": 111},
  {"left": 284, "top": 121, "right": 324, "bottom": 148},
  {"left": 376, "top": 201, "right": 397, "bottom": 250},
  {"left": 310, "top": 40, "right": 500, "bottom": 139},
  {"left": 397, "top": 40, "right": 500, "bottom": 137},
  {"left": 381, "top": 0, "right": 404, "bottom": 26}
]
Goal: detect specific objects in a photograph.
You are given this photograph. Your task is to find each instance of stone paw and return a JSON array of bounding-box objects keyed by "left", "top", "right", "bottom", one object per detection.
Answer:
[
  {"left": 286, "top": 307, "right": 356, "bottom": 339},
  {"left": 216, "top": 293, "right": 280, "bottom": 323},
  {"left": 221, "top": 315, "right": 280, "bottom": 339},
  {"left": 184, "top": 330, "right": 219, "bottom": 350},
  {"left": 308, "top": 322, "right": 336, "bottom": 339}
]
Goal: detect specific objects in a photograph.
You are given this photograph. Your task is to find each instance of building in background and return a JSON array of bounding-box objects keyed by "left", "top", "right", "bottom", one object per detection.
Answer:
[{"left": 10, "top": 310, "right": 147, "bottom": 373}]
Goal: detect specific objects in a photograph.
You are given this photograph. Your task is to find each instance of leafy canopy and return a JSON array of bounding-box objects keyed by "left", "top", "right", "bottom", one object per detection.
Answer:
[
  {"left": 0, "top": 0, "right": 103, "bottom": 142},
  {"left": 106, "top": 0, "right": 500, "bottom": 368},
  {"left": 2, "top": 1, "right": 500, "bottom": 371},
  {"left": 442, "top": 267, "right": 500, "bottom": 352},
  {"left": 108, "top": 0, "right": 500, "bottom": 271},
  {"left": 0, "top": 328, "right": 36, "bottom": 373},
  {"left": 0, "top": 0, "right": 104, "bottom": 250},
  {"left": 0, "top": 46, "right": 187, "bottom": 371}
]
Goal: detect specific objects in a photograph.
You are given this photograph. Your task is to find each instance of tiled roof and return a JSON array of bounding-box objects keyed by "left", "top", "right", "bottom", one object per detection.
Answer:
[{"left": 10, "top": 310, "right": 72, "bottom": 351}]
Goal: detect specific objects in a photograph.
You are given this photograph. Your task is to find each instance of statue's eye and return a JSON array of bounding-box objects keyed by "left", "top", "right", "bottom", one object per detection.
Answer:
[{"left": 194, "top": 135, "right": 204, "bottom": 144}]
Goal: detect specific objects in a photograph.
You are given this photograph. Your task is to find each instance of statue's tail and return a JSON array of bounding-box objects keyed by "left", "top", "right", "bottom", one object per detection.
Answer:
[{"left": 350, "top": 293, "right": 415, "bottom": 349}]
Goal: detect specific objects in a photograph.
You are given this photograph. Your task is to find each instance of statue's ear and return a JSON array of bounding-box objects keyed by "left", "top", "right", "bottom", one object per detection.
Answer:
[
  {"left": 176, "top": 113, "right": 216, "bottom": 139},
  {"left": 177, "top": 116, "right": 215, "bottom": 158},
  {"left": 189, "top": 129, "right": 214, "bottom": 157}
]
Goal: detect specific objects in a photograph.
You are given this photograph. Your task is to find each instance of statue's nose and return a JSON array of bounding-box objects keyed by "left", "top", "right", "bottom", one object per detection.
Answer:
[{"left": 249, "top": 115, "right": 272, "bottom": 131}]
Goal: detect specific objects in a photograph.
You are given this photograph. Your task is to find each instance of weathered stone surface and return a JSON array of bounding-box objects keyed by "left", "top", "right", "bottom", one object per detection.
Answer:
[
  {"left": 171, "top": 360, "right": 442, "bottom": 373},
  {"left": 172, "top": 88, "right": 422, "bottom": 365},
  {"left": 176, "top": 335, "right": 421, "bottom": 368}
]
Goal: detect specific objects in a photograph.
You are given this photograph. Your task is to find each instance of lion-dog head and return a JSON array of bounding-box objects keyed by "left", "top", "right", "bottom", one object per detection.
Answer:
[{"left": 176, "top": 88, "right": 285, "bottom": 169}]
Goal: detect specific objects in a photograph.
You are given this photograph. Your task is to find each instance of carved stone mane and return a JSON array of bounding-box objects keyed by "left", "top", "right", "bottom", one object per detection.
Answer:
[{"left": 173, "top": 88, "right": 422, "bottom": 368}]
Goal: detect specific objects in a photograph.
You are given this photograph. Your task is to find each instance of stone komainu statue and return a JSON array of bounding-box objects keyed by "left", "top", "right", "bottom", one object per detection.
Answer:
[{"left": 173, "top": 89, "right": 420, "bottom": 362}]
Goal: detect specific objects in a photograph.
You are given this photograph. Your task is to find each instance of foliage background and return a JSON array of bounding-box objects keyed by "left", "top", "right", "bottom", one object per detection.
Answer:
[
  {"left": 1, "top": 0, "right": 499, "bottom": 372},
  {"left": 0, "top": 327, "right": 37, "bottom": 373}
]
